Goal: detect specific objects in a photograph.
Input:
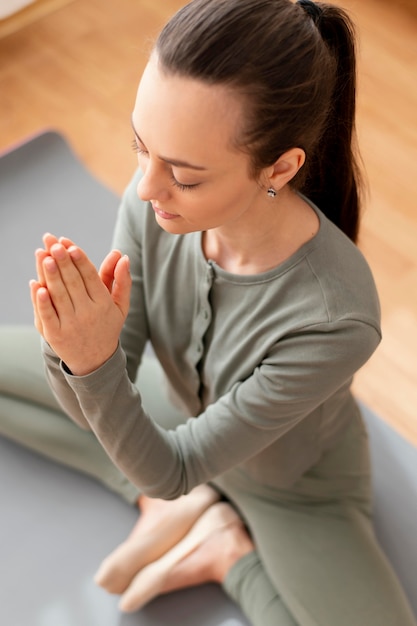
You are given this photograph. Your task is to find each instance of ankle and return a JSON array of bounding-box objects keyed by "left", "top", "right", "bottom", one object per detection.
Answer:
[
  {"left": 211, "top": 523, "right": 255, "bottom": 583},
  {"left": 189, "top": 484, "right": 221, "bottom": 509}
]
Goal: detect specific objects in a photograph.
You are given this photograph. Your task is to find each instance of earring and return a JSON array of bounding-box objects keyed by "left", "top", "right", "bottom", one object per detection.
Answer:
[{"left": 267, "top": 187, "right": 277, "bottom": 198}]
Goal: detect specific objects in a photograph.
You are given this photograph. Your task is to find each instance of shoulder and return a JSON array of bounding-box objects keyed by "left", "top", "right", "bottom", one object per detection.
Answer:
[{"left": 301, "top": 206, "right": 381, "bottom": 333}]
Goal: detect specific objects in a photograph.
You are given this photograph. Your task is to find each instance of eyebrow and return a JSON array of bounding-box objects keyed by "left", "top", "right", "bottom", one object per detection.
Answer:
[{"left": 131, "top": 118, "right": 207, "bottom": 171}]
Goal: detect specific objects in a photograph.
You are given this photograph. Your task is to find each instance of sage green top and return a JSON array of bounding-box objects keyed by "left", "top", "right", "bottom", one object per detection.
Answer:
[{"left": 43, "top": 169, "right": 381, "bottom": 498}]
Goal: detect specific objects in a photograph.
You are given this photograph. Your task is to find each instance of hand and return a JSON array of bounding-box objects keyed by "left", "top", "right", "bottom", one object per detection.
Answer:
[
  {"left": 30, "top": 235, "right": 131, "bottom": 376},
  {"left": 35, "top": 233, "right": 122, "bottom": 292}
]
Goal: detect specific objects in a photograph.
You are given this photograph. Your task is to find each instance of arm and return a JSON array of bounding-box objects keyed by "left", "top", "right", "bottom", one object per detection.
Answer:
[{"left": 45, "top": 316, "right": 380, "bottom": 499}]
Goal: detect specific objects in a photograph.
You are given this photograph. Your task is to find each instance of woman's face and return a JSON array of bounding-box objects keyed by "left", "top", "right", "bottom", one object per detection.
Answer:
[{"left": 131, "top": 58, "right": 270, "bottom": 235}]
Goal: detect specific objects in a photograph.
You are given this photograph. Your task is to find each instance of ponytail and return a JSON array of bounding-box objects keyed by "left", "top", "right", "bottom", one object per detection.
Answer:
[{"left": 299, "top": 2, "right": 362, "bottom": 242}]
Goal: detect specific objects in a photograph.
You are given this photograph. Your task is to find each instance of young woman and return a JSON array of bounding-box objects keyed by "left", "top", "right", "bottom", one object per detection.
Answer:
[{"left": 1, "top": 0, "right": 415, "bottom": 624}]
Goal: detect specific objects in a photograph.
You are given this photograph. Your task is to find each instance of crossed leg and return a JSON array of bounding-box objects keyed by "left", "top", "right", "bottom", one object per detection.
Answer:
[
  {"left": 95, "top": 484, "right": 222, "bottom": 595},
  {"left": 95, "top": 488, "right": 296, "bottom": 624},
  {"left": 103, "top": 498, "right": 254, "bottom": 613}
]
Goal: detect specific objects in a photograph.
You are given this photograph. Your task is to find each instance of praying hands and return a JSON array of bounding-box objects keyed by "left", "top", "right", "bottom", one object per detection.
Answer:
[{"left": 30, "top": 233, "right": 131, "bottom": 376}]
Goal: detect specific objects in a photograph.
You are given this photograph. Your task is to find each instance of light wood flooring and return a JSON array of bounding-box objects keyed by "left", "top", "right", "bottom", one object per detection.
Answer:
[{"left": 1, "top": 0, "right": 416, "bottom": 444}]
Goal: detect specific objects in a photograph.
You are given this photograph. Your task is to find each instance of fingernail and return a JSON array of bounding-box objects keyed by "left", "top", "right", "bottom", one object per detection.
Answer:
[
  {"left": 51, "top": 242, "right": 63, "bottom": 252},
  {"left": 44, "top": 257, "right": 57, "bottom": 272},
  {"left": 68, "top": 246, "right": 81, "bottom": 260}
]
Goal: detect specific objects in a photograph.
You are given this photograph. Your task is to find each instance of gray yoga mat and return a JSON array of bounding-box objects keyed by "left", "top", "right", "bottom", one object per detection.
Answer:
[{"left": 0, "top": 132, "right": 416, "bottom": 624}]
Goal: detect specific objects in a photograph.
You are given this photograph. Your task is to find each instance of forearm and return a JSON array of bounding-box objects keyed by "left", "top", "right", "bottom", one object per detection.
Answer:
[
  {"left": 54, "top": 343, "right": 186, "bottom": 498},
  {"left": 42, "top": 339, "right": 91, "bottom": 430}
]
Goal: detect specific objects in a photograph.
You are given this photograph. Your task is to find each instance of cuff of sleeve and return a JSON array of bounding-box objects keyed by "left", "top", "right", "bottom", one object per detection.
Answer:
[{"left": 60, "top": 343, "right": 127, "bottom": 393}]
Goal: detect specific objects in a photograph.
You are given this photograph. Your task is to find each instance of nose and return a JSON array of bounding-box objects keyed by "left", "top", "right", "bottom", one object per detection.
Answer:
[{"left": 136, "top": 163, "right": 169, "bottom": 203}]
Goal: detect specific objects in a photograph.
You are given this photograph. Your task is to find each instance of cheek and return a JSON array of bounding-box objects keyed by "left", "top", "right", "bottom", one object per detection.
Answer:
[
  {"left": 210, "top": 188, "right": 248, "bottom": 214},
  {"left": 182, "top": 192, "right": 241, "bottom": 227}
]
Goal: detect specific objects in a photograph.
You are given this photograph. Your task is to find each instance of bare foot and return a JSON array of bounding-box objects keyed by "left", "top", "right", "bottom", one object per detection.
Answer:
[
  {"left": 94, "top": 484, "right": 220, "bottom": 594},
  {"left": 119, "top": 501, "right": 255, "bottom": 613}
]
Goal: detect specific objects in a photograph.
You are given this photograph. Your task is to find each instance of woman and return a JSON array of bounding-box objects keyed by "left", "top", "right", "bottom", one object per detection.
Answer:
[{"left": 1, "top": 0, "right": 415, "bottom": 624}]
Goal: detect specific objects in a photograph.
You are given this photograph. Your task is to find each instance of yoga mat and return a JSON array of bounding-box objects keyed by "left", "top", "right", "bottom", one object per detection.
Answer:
[{"left": 0, "top": 132, "right": 416, "bottom": 623}]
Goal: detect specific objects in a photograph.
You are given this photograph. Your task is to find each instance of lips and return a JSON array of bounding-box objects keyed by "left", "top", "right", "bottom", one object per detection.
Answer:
[{"left": 152, "top": 203, "right": 179, "bottom": 220}]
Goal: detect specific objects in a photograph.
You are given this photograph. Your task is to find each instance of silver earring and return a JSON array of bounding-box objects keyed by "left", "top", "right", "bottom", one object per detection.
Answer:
[{"left": 267, "top": 187, "right": 277, "bottom": 198}]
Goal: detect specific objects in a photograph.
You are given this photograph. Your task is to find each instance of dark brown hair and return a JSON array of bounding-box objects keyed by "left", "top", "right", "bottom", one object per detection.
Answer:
[{"left": 155, "top": 0, "right": 362, "bottom": 242}]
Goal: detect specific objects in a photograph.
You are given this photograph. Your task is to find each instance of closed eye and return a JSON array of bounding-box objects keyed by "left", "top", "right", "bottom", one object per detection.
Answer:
[
  {"left": 132, "top": 138, "right": 200, "bottom": 192},
  {"left": 169, "top": 173, "right": 200, "bottom": 192},
  {"left": 131, "top": 138, "right": 148, "bottom": 156}
]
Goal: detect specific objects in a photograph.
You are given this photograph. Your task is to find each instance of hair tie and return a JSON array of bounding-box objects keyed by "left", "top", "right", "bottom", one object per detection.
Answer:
[{"left": 296, "top": 0, "right": 323, "bottom": 26}]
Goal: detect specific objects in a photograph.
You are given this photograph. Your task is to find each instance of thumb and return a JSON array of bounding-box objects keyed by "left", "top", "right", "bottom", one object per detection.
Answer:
[
  {"left": 99, "top": 250, "right": 122, "bottom": 292},
  {"left": 111, "top": 255, "right": 131, "bottom": 317}
]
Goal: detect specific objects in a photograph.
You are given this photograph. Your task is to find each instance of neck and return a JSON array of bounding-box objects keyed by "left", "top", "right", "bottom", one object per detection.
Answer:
[{"left": 203, "top": 187, "right": 319, "bottom": 275}]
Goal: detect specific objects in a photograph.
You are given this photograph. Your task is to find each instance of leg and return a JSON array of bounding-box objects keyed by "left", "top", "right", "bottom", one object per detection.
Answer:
[
  {"left": 0, "top": 325, "right": 232, "bottom": 607},
  {"left": 218, "top": 413, "right": 417, "bottom": 626},
  {"left": 95, "top": 483, "right": 221, "bottom": 594},
  {"left": 225, "top": 551, "right": 299, "bottom": 626},
  {"left": 0, "top": 325, "right": 140, "bottom": 502},
  {"left": 226, "top": 496, "right": 416, "bottom": 626},
  {"left": 105, "top": 497, "right": 297, "bottom": 623},
  {"left": 0, "top": 325, "right": 186, "bottom": 503},
  {"left": 117, "top": 500, "right": 248, "bottom": 612}
]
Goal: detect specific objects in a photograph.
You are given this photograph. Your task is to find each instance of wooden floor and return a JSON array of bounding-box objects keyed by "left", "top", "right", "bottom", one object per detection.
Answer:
[{"left": 1, "top": 0, "right": 416, "bottom": 444}]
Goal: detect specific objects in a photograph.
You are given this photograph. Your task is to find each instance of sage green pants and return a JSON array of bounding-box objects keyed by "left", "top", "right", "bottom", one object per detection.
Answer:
[{"left": 0, "top": 326, "right": 415, "bottom": 626}]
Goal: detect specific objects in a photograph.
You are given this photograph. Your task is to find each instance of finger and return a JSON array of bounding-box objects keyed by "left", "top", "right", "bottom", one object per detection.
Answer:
[
  {"left": 35, "top": 248, "right": 50, "bottom": 286},
  {"left": 98, "top": 250, "right": 123, "bottom": 292},
  {"left": 112, "top": 255, "right": 132, "bottom": 317},
  {"left": 49, "top": 243, "right": 107, "bottom": 313},
  {"left": 59, "top": 236, "right": 75, "bottom": 248},
  {"left": 35, "top": 285, "right": 60, "bottom": 337},
  {"left": 38, "top": 233, "right": 61, "bottom": 286},
  {"left": 29, "top": 279, "right": 44, "bottom": 335},
  {"left": 67, "top": 245, "right": 109, "bottom": 302},
  {"left": 42, "top": 233, "right": 60, "bottom": 253},
  {"left": 49, "top": 242, "right": 92, "bottom": 304},
  {"left": 42, "top": 251, "right": 78, "bottom": 316}
]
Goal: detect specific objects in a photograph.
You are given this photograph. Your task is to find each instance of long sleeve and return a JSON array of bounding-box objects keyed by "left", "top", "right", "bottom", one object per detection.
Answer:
[{"left": 44, "top": 314, "right": 380, "bottom": 499}]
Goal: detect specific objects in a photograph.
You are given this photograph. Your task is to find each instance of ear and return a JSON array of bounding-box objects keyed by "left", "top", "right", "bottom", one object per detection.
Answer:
[{"left": 265, "top": 148, "right": 306, "bottom": 191}]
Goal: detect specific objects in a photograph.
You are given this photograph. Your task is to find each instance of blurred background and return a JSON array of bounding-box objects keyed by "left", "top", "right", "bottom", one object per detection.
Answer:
[{"left": 0, "top": 0, "right": 416, "bottom": 445}]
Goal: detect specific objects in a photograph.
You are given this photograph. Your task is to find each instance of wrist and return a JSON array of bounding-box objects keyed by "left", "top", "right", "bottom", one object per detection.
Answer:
[{"left": 62, "top": 344, "right": 119, "bottom": 377}]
